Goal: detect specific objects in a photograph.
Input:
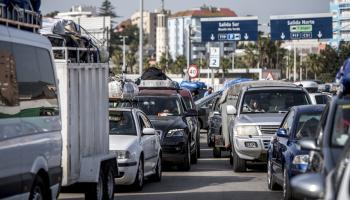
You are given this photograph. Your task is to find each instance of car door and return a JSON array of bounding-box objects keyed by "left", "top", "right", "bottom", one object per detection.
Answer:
[
  {"left": 274, "top": 110, "right": 295, "bottom": 181},
  {"left": 181, "top": 97, "right": 196, "bottom": 151},
  {"left": 141, "top": 113, "right": 160, "bottom": 169},
  {"left": 138, "top": 112, "right": 155, "bottom": 174}
]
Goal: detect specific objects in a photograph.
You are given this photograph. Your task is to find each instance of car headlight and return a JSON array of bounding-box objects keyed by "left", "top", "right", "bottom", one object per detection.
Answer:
[
  {"left": 167, "top": 129, "right": 185, "bottom": 137},
  {"left": 234, "top": 125, "right": 259, "bottom": 136},
  {"left": 116, "top": 150, "right": 131, "bottom": 159},
  {"left": 292, "top": 155, "right": 309, "bottom": 165}
]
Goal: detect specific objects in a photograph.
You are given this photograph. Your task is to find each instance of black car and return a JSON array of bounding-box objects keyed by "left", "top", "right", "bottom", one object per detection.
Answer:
[
  {"left": 291, "top": 95, "right": 350, "bottom": 199},
  {"left": 135, "top": 91, "right": 198, "bottom": 171}
]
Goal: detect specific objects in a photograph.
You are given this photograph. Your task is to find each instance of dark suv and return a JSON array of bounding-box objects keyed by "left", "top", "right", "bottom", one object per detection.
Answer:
[{"left": 135, "top": 90, "right": 199, "bottom": 171}]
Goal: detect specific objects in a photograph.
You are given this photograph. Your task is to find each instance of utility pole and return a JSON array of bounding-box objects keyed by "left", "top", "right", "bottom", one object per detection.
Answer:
[
  {"left": 120, "top": 36, "right": 128, "bottom": 73},
  {"left": 187, "top": 25, "right": 192, "bottom": 74},
  {"left": 139, "top": 0, "right": 144, "bottom": 75}
]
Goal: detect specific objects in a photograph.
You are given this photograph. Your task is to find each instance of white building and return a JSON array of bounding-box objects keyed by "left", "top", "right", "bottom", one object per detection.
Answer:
[
  {"left": 167, "top": 7, "right": 237, "bottom": 62},
  {"left": 56, "top": 5, "right": 111, "bottom": 50},
  {"left": 330, "top": 0, "right": 350, "bottom": 46},
  {"left": 156, "top": 10, "right": 170, "bottom": 62},
  {"left": 131, "top": 11, "right": 158, "bottom": 52}
]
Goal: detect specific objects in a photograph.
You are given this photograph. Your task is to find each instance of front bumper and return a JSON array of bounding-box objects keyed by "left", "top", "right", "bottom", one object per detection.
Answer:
[
  {"left": 161, "top": 137, "right": 187, "bottom": 164},
  {"left": 116, "top": 161, "right": 138, "bottom": 185},
  {"left": 234, "top": 136, "right": 273, "bottom": 161}
]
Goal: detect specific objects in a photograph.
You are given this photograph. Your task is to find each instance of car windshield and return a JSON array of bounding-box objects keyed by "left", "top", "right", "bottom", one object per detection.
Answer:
[
  {"left": 241, "top": 90, "right": 309, "bottom": 114},
  {"left": 295, "top": 113, "right": 322, "bottom": 140},
  {"left": 136, "top": 96, "right": 181, "bottom": 117},
  {"left": 109, "top": 111, "right": 137, "bottom": 136}
]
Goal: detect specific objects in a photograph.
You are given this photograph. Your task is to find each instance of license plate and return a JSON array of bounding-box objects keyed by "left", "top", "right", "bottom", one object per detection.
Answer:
[{"left": 245, "top": 142, "right": 258, "bottom": 148}]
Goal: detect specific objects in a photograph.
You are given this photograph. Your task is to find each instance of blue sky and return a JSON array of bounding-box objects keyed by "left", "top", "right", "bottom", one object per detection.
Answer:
[{"left": 41, "top": 0, "right": 330, "bottom": 25}]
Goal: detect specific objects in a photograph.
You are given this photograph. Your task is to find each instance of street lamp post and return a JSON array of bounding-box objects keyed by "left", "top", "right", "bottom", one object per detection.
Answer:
[{"left": 139, "top": 0, "right": 144, "bottom": 75}]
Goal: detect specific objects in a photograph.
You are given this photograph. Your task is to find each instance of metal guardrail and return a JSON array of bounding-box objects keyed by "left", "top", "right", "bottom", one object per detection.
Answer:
[
  {"left": 52, "top": 47, "right": 100, "bottom": 63},
  {"left": 0, "top": 3, "right": 42, "bottom": 32}
]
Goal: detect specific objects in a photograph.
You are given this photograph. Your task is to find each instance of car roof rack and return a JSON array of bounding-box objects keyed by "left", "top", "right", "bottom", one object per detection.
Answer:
[
  {"left": 139, "top": 80, "right": 180, "bottom": 91},
  {"left": 0, "top": 3, "right": 42, "bottom": 32}
]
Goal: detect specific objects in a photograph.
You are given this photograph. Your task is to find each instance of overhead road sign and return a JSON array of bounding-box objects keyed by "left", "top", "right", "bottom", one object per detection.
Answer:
[
  {"left": 201, "top": 17, "right": 259, "bottom": 42},
  {"left": 270, "top": 13, "right": 333, "bottom": 41}
]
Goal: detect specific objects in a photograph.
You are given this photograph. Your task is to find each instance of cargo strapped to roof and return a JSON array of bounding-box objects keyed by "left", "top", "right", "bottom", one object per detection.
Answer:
[
  {"left": 0, "top": 2, "right": 42, "bottom": 32},
  {"left": 139, "top": 80, "right": 180, "bottom": 90}
]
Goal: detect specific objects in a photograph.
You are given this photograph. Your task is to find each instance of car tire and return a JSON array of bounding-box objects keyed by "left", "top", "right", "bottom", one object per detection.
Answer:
[
  {"left": 29, "top": 176, "right": 49, "bottom": 200},
  {"left": 267, "top": 159, "right": 279, "bottom": 190},
  {"left": 229, "top": 155, "right": 233, "bottom": 165},
  {"left": 103, "top": 165, "right": 115, "bottom": 200},
  {"left": 85, "top": 170, "right": 104, "bottom": 200},
  {"left": 151, "top": 154, "right": 162, "bottom": 182},
  {"left": 232, "top": 148, "right": 246, "bottom": 172},
  {"left": 180, "top": 142, "right": 191, "bottom": 171},
  {"left": 191, "top": 143, "right": 198, "bottom": 164},
  {"left": 213, "top": 147, "right": 222, "bottom": 158},
  {"left": 283, "top": 168, "right": 292, "bottom": 200},
  {"left": 132, "top": 158, "right": 144, "bottom": 191}
]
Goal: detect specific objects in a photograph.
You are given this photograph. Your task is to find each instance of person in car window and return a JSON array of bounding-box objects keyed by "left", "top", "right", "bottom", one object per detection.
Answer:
[
  {"left": 204, "top": 87, "right": 213, "bottom": 97},
  {"left": 249, "top": 98, "right": 265, "bottom": 112}
]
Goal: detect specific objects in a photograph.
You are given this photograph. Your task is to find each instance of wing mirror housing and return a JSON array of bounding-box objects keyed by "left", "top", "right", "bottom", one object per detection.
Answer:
[
  {"left": 291, "top": 173, "right": 325, "bottom": 200},
  {"left": 276, "top": 128, "right": 288, "bottom": 138},
  {"left": 299, "top": 139, "right": 320, "bottom": 151},
  {"left": 142, "top": 128, "right": 156, "bottom": 135},
  {"left": 226, "top": 105, "right": 237, "bottom": 115}
]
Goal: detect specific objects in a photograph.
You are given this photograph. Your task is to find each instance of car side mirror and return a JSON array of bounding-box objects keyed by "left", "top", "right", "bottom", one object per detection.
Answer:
[
  {"left": 276, "top": 128, "right": 288, "bottom": 138},
  {"left": 291, "top": 173, "right": 325, "bottom": 200},
  {"left": 185, "top": 109, "right": 198, "bottom": 117},
  {"left": 226, "top": 105, "right": 237, "bottom": 115},
  {"left": 142, "top": 128, "right": 156, "bottom": 135},
  {"left": 300, "top": 139, "right": 320, "bottom": 151}
]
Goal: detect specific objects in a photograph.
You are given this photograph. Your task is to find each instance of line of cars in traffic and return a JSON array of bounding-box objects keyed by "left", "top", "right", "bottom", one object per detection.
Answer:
[
  {"left": 108, "top": 78, "right": 202, "bottom": 190},
  {"left": 195, "top": 79, "right": 348, "bottom": 200}
]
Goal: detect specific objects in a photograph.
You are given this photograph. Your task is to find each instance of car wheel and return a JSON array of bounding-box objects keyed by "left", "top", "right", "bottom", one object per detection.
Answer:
[
  {"left": 85, "top": 170, "right": 104, "bottom": 200},
  {"left": 283, "top": 168, "right": 292, "bottom": 200},
  {"left": 132, "top": 158, "right": 144, "bottom": 191},
  {"left": 191, "top": 143, "right": 198, "bottom": 164},
  {"left": 180, "top": 142, "right": 191, "bottom": 171},
  {"left": 103, "top": 166, "right": 115, "bottom": 200},
  {"left": 213, "top": 147, "right": 222, "bottom": 158},
  {"left": 267, "top": 159, "right": 279, "bottom": 190},
  {"left": 232, "top": 148, "right": 246, "bottom": 172},
  {"left": 29, "top": 176, "right": 49, "bottom": 200},
  {"left": 229, "top": 155, "right": 233, "bottom": 165},
  {"left": 151, "top": 154, "right": 162, "bottom": 182}
]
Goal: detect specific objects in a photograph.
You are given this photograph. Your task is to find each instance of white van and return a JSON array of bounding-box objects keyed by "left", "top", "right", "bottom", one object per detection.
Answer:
[{"left": 0, "top": 24, "right": 62, "bottom": 199}]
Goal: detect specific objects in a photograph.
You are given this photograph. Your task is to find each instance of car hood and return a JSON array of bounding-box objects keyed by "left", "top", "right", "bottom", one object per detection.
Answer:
[
  {"left": 236, "top": 113, "right": 286, "bottom": 125},
  {"left": 148, "top": 116, "right": 187, "bottom": 137},
  {"left": 109, "top": 135, "right": 138, "bottom": 151}
]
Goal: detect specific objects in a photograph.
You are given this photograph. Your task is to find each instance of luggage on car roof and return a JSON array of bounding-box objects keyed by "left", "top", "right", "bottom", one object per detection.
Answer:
[
  {"left": 140, "top": 67, "right": 168, "bottom": 81},
  {"left": 336, "top": 58, "right": 350, "bottom": 95}
]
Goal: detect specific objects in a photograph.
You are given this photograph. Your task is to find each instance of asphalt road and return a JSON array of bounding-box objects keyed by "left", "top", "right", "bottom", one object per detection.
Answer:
[{"left": 59, "top": 132, "right": 282, "bottom": 200}]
